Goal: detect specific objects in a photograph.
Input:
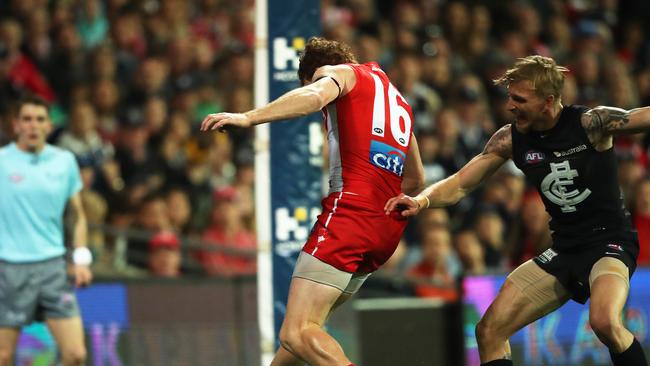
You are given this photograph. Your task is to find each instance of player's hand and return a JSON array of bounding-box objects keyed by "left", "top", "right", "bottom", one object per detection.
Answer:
[
  {"left": 72, "top": 265, "right": 93, "bottom": 287},
  {"left": 200, "top": 112, "right": 251, "bottom": 132},
  {"left": 384, "top": 193, "right": 422, "bottom": 217}
]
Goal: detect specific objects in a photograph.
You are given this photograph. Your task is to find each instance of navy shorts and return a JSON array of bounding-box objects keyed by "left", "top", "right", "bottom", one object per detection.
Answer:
[{"left": 534, "top": 231, "right": 639, "bottom": 304}]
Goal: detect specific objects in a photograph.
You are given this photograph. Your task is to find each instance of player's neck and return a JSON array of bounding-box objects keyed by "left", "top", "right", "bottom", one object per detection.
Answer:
[
  {"left": 15, "top": 141, "right": 45, "bottom": 154},
  {"left": 532, "top": 103, "right": 563, "bottom": 131}
]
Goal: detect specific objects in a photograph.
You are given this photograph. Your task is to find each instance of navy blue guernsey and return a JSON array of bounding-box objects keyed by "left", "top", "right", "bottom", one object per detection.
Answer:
[{"left": 511, "top": 104, "right": 633, "bottom": 250}]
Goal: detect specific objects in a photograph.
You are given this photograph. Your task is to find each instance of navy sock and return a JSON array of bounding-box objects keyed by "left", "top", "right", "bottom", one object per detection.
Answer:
[
  {"left": 610, "top": 338, "right": 648, "bottom": 366},
  {"left": 481, "top": 360, "right": 513, "bottom": 366}
]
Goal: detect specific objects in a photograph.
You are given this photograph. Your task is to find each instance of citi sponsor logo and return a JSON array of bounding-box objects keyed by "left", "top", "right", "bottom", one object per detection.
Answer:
[
  {"left": 525, "top": 150, "right": 545, "bottom": 164},
  {"left": 369, "top": 140, "right": 405, "bottom": 176},
  {"left": 553, "top": 144, "right": 587, "bottom": 158}
]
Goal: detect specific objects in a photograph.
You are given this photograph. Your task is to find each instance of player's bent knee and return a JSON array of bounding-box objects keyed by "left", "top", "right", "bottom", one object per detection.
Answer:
[
  {"left": 278, "top": 327, "right": 302, "bottom": 353},
  {"left": 589, "top": 314, "right": 623, "bottom": 341},
  {"left": 475, "top": 317, "right": 496, "bottom": 343},
  {"left": 476, "top": 313, "right": 509, "bottom": 344},
  {"left": 279, "top": 322, "right": 322, "bottom": 355}
]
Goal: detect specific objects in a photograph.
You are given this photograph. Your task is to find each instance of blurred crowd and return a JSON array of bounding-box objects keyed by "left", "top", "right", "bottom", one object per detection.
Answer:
[
  {"left": 0, "top": 0, "right": 257, "bottom": 278},
  {"left": 0, "top": 1, "right": 649, "bottom": 292}
]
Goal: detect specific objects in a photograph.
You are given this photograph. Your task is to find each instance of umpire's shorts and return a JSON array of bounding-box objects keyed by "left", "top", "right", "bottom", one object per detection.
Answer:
[{"left": 0, "top": 256, "right": 80, "bottom": 327}]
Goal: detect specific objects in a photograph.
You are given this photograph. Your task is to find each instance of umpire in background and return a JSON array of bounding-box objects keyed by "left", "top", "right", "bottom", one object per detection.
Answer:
[{"left": 0, "top": 96, "right": 92, "bottom": 366}]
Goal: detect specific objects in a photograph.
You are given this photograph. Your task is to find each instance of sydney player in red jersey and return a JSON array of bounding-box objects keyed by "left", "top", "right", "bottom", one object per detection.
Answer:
[{"left": 202, "top": 38, "right": 424, "bottom": 366}]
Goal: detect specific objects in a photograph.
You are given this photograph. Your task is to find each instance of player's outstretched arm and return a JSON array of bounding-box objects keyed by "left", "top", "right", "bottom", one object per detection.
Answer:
[
  {"left": 200, "top": 65, "right": 356, "bottom": 132},
  {"left": 583, "top": 106, "right": 650, "bottom": 136},
  {"left": 385, "top": 125, "right": 512, "bottom": 217},
  {"left": 401, "top": 133, "right": 425, "bottom": 196}
]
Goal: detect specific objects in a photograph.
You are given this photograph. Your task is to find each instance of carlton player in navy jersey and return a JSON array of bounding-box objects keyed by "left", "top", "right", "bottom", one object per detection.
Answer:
[{"left": 386, "top": 55, "right": 649, "bottom": 366}]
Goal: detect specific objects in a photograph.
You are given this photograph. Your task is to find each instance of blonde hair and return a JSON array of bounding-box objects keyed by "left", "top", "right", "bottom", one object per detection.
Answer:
[{"left": 494, "top": 55, "right": 568, "bottom": 99}]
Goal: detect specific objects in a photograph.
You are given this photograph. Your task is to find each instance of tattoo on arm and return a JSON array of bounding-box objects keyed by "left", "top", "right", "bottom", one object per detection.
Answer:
[
  {"left": 482, "top": 124, "right": 512, "bottom": 159},
  {"left": 583, "top": 106, "right": 631, "bottom": 134}
]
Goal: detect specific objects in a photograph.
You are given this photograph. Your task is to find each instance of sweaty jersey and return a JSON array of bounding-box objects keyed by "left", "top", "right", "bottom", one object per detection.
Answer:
[
  {"left": 511, "top": 105, "right": 633, "bottom": 250},
  {"left": 322, "top": 62, "right": 414, "bottom": 208}
]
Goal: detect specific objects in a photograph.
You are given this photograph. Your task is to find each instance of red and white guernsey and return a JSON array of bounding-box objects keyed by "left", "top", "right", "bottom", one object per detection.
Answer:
[{"left": 302, "top": 62, "right": 415, "bottom": 273}]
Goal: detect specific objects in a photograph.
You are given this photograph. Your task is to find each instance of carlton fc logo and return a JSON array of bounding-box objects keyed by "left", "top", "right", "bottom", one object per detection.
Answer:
[
  {"left": 541, "top": 160, "right": 591, "bottom": 212},
  {"left": 525, "top": 150, "right": 545, "bottom": 164}
]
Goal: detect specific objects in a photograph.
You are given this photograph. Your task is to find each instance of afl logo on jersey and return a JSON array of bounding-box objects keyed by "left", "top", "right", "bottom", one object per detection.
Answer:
[
  {"left": 525, "top": 150, "right": 545, "bottom": 164},
  {"left": 369, "top": 140, "right": 405, "bottom": 176}
]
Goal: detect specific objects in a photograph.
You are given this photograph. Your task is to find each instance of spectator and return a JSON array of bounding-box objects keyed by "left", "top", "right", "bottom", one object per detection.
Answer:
[
  {"left": 24, "top": 8, "right": 52, "bottom": 70},
  {"left": 165, "top": 187, "right": 192, "bottom": 235},
  {"left": 473, "top": 208, "right": 506, "bottom": 270},
  {"left": 390, "top": 53, "right": 441, "bottom": 134},
  {"left": 406, "top": 226, "right": 460, "bottom": 302},
  {"left": 48, "top": 22, "right": 86, "bottom": 108},
  {"left": 127, "top": 193, "right": 170, "bottom": 268},
  {"left": 148, "top": 231, "right": 182, "bottom": 278},
  {"left": 76, "top": 0, "right": 109, "bottom": 49},
  {"left": 126, "top": 58, "right": 171, "bottom": 107},
  {"left": 454, "top": 230, "right": 486, "bottom": 275},
  {"left": 142, "top": 96, "right": 168, "bottom": 149},
  {"left": 56, "top": 101, "right": 123, "bottom": 194},
  {"left": 114, "top": 107, "right": 164, "bottom": 190},
  {"left": 618, "top": 157, "right": 646, "bottom": 210},
  {"left": 417, "top": 132, "right": 445, "bottom": 184},
  {"left": 434, "top": 108, "right": 466, "bottom": 175},
  {"left": 91, "top": 78, "right": 121, "bottom": 142},
  {"left": 0, "top": 19, "right": 55, "bottom": 102},
  {"left": 232, "top": 161, "right": 255, "bottom": 230},
  {"left": 198, "top": 186, "right": 256, "bottom": 276},
  {"left": 77, "top": 155, "right": 108, "bottom": 259},
  {"left": 508, "top": 190, "right": 552, "bottom": 268}
]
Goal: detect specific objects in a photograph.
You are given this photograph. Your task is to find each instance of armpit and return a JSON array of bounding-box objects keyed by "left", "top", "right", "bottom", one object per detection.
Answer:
[{"left": 482, "top": 124, "right": 512, "bottom": 159}]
